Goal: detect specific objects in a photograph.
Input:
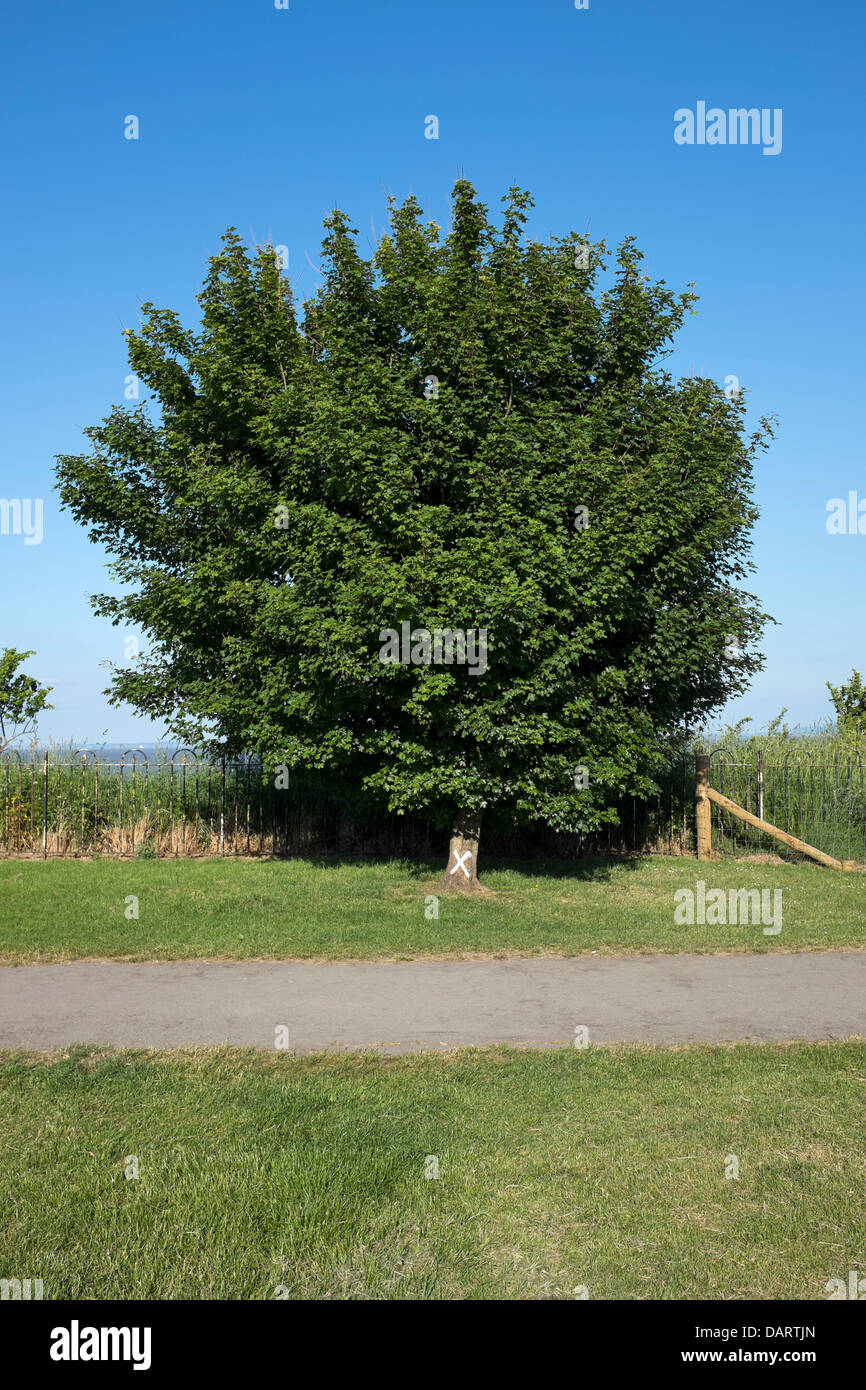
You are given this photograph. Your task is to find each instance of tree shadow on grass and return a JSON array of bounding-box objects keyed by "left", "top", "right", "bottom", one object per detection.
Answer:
[
  {"left": 287, "top": 852, "right": 441, "bottom": 878},
  {"left": 481, "top": 854, "right": 649, "bottom": 884},
  {"left": 286, "top": 851, "right": 650, "bottom": 886}
]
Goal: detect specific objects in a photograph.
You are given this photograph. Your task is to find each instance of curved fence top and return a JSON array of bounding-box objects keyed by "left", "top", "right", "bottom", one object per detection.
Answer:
[
  {"left": 120, "top": 749, "right": 150, "bottom": 767},
  {"left": 708, "top": 747, "right": 738, "bottom": 768},
  {"left": 170, "top": 747, "right": 199, "bottom": 767}
]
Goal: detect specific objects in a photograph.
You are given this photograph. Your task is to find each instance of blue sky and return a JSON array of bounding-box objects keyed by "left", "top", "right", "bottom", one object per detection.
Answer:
[{"left": 0, "top": 0, "right": 863, "bottom": 744}]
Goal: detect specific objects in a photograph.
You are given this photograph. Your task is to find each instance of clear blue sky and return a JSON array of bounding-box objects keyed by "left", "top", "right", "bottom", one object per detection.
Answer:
[{"left": 1, "top": 0, "right": 863, "bottom": 744}]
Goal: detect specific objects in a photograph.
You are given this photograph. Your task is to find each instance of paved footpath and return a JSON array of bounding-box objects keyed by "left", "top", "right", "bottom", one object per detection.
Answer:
[{"left": 0, "top": 953, "right": 864, "bottom": 1053}]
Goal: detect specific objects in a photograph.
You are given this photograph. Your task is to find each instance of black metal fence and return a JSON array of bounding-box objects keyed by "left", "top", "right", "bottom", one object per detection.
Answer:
[
  {"left": 0, "top": 750, "right": 386, "bottom": 859},
  {"left": 0, "top": 747, "right": 698, "bottom": 860},
  {"left": 3, "top": 745, "right": 862, "bottom": 864}
]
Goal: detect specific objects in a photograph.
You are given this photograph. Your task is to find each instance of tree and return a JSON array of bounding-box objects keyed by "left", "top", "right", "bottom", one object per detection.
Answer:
[
  {"left": 0, "top": 649, "right": 53, "bottom": 751},
  {"left": 56, "top": 180, "right": 773, "bottom": 890},
  {"left": 827, "top": 670, "right": 866, "bottom": 732}
]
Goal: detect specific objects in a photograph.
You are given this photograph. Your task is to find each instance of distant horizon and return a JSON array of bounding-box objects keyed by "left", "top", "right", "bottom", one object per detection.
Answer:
[{"left": 2, "top": 712, "right": 852, "bottom": 761}]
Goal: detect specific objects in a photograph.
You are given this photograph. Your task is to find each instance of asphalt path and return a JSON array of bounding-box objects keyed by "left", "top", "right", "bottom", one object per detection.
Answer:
[{"left": 1, "top": 952, "right": 864, "bottom": 1052}]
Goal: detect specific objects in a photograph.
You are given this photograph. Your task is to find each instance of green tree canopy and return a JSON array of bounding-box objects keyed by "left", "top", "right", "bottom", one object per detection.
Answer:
[
  {"left": 56, "top": 179, "right": 772, "bottom": 885},
  {"left": 0, "top": 649, "right": 53, "bottom": 751},
  {"left": 827, "top": 670, "right": 866, "bottom": 732}
]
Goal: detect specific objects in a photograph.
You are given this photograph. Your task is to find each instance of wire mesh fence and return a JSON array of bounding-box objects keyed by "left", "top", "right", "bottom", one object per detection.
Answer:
[{"left": 708, "top": 747, "right": 866, "bottom": 864}]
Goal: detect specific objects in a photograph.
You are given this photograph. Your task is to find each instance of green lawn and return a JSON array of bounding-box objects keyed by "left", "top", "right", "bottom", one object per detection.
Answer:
[
  {"left": 1, "top": 1042, "right": 863, "bottom": 1299},
  {"left": 1, "top": 854, "right": 865, "bottom": 962}
]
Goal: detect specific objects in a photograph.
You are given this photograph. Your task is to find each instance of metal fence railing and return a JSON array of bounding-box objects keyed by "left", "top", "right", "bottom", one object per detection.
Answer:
[
  {"left": 2, "top": 746, "right": 862, "bottom": 864},
  {"left": 0, "top": 748, "right": 699, "bottom": 861},
  {"left": 0, "top": 751, "right": 366, "bottom": 859}
]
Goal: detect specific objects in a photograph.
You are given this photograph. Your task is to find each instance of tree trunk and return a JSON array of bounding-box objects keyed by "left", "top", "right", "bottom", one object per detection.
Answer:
[{"left": 437, "top": 810, "right": 487, "bottom": 894}]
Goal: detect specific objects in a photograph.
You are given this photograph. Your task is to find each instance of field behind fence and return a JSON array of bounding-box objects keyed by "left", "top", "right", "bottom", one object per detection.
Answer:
[
  {"left": 708, "top": 746, "right": 866, "bottom": 865},
  {"left": 1, "top": 736, "right": 864, "bottom": 865}
]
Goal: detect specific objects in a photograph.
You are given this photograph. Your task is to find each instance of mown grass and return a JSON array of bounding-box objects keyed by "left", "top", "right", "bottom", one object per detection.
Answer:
[
  {"left": 0, "top": 1042, "right": 863, "bottom": 1300},
  {"left": 0, "top": 855, "right": 864, "bottom": 963}
]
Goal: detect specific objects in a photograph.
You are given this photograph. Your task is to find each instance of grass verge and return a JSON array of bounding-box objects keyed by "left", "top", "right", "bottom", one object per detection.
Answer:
[
  {"left": 1, "top": 1042, "right": 863, "bottom": 1299},
  {"left": 1, "top": 855, "right": 864, "bottom": 962}
]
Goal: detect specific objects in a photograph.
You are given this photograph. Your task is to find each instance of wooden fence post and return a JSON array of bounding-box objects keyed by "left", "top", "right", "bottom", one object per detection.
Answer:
[{"left": 695, "top": 754, "right": 712, "bottom": 861}]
